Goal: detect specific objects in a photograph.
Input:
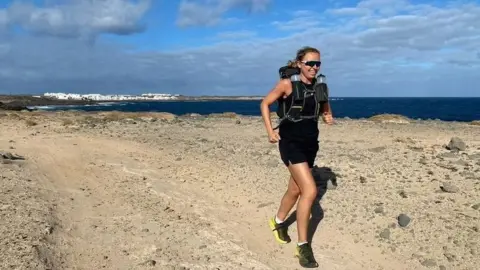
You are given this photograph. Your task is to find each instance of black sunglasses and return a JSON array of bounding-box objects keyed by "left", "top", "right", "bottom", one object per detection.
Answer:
[{"left": 301, "top": 60, "right": 321, "bottom": 67}]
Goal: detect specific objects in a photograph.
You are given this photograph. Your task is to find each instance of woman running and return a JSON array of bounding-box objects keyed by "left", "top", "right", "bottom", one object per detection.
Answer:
[{"left": 260, "top": 46, "right": 333, "bottom": 268}]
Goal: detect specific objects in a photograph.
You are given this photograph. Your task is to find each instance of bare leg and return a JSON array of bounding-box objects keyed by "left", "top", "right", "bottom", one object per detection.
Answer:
[
  {"left": 275, "top": 175, "right": 300, "bottom": 221},
  {"left": 288, "top": 162, "right": 317, "bottom": 243}
]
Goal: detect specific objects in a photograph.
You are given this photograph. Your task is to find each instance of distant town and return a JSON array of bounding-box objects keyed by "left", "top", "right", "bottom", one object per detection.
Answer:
[
  {"left": 41, "top": 92, "right": 180, "bottom": 101},
  {"left": 37, "top": 92, "right": 263, "bottom": 101}
]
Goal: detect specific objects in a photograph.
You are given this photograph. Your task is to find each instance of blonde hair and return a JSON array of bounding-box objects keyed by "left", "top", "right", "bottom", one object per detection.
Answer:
[{"left": 287, "top": 46, "right": 320, "bottom": 67}]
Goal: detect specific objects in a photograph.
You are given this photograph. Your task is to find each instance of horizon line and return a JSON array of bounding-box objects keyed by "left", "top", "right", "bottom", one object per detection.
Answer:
[{"left": 1, "top": 93, "right": 480, "bottom": 99}]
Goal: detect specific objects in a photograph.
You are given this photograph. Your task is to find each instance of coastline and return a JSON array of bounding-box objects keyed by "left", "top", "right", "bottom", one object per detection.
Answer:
[
  {"left": 2, "top": 94, "right": 479, "bottom": 110},
  {"left": 1, "top": 95, "right": 478, "bottom": 124},
  {"left": 0, "top": 94, "right": 264, "bottom": 111},
  {"left": 0, "top": 95, "right": 97, "bottom": 111}
]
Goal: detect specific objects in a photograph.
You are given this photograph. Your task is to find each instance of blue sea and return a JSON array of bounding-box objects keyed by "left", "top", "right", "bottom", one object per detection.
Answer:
[{"left": 35, "top": 97, "right": 480, "bottom": 122}]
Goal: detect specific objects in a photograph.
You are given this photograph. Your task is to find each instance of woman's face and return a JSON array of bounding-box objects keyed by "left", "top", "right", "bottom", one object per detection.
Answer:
[{"left": 298, "top": 52, "right": 321, "bottom": 80}]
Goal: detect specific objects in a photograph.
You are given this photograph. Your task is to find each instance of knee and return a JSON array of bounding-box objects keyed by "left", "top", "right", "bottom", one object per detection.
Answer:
[
  {"left": 287, "top": 184, "right": 300, "bottom": 197},
  {"left": 301, "top": 186, "right": 317, "bottom": 201}
]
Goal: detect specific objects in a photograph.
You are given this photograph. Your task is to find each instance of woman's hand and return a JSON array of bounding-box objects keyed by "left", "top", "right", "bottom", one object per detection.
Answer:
[
  {"left": 322, "top": 112, "right": 333, "bottom": 125},
  {"left": 260, "top": 79, "right": 289, "bottom": 141},
  {"left": 268, "top": 130, "right": 281, "bottom": 143}
]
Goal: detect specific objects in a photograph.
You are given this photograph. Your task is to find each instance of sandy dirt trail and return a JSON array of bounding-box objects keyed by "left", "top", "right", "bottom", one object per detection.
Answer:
[{"left": 19, "top": 134, "right": 413, "bottom": 269}]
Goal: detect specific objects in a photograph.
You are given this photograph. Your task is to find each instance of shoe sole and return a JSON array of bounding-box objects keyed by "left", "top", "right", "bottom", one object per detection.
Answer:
[{"left": 268, "top": 218, "right": 290, "bottom": 244}]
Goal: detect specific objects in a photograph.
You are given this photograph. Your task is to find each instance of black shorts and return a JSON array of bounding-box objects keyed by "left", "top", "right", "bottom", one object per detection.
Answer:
[{"left": 279, "top": 138, "right": 319, "bottom": 168}]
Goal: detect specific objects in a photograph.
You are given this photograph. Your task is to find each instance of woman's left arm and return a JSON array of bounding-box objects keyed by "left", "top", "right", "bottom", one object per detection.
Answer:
[{"left": 322, "top": 101, "right": 332, "bottom": 115}]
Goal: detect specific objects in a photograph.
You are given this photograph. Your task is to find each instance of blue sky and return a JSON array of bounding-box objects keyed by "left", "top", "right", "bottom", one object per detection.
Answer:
[{"left": 0, "top": 0, "right": 479, "bottom": 97}]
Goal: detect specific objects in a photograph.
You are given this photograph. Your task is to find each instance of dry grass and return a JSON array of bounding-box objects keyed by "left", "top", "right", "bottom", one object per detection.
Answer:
[
  {"left": 25, "top": 119, "right": 37, "bottom": 126},
  {"left": 207, "top": 112, "right": 239, "bottom": 118},
  {"left": 368, "top": 113, "right": 411, "bottom": 123},
  {"left": 61, "top": 119, "right": 74, "bottom": 126},
  {"left": 470, "top": 120, "right": 480, "bottom": 126}
]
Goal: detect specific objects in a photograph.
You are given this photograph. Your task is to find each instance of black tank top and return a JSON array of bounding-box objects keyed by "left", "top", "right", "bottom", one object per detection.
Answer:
[{"left": 277, "top": 81, "right": 319, "bottom": 141}]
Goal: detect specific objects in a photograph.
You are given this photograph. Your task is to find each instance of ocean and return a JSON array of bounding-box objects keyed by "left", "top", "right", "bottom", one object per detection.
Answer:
[{"left": 35, "top": 97, "right": 480, "bottom": 122}]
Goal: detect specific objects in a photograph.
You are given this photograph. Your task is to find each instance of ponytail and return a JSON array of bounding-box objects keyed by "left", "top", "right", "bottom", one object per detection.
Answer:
[{"left": 287, "top": 60, "right": 297, "bottom": 68}]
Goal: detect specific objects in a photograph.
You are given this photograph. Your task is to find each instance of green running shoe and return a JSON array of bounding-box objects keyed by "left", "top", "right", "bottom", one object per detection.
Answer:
[
  {"left": 268, "top": 217, "right": 291, "bottom": 244},
  {"left": 294, "top": 243, "right": 319, "bottom": 268}
]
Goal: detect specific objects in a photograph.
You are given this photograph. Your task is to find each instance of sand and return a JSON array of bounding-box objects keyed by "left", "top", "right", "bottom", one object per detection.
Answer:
[{"left": 1, "top": 110, "right": 479, "bottom": 270}]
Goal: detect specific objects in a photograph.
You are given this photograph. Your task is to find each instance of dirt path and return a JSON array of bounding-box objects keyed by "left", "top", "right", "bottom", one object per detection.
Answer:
[
  {"left": 16, "top": 134, "right": 273, "bottom": 269},
  {"left": 18, "top": 133, "right": 414, "bottom": 269}
]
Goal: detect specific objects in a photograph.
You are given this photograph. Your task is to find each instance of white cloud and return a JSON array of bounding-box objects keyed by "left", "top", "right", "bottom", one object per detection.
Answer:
[
  {"left": 0, "top": 0, "right": 479, "bottom": 97},
  {"left": 1, "top": 0, "right": 150, "bottom": 41},
  {"left": 176, "top": 0, "right": 270, "bottom": 27}
]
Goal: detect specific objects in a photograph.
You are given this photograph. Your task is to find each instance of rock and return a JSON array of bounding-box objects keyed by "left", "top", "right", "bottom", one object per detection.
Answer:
[
  {"left": 440, "top": 182, "right": 460, "bottom": 193},
  {"left": 0, "top": 151, "right": 25, "bottom": 160},
  {"left": 468, "top": 153, "right": 480, "bottom": 160},
  {"left": 446, "top": 137, "right": 466, "bottom": 151},
  {"left": 397, "top": 214, "right": 411, "bottom": 227},
  {"left": 368, "top": 146, "right": 386, "bottom": 153},
  {"left": 374, "top": 206, "right": 384, "bottom": 214},
  {"left": 360, "top": 176, "right": 367, "bottom": 183},
  {"left": 123, "top": 118, "right": 136, "bottom": 124},
  {"left": 443, "top": 252, "right": 455, "bottom": 262},
  {"left": 452, "top": 159, "right": 468, "bottom": 167},
  {"left": 379, "top": 228, "right": 390, "bottom": 239},
  {"left": 435, "top": 162, "right": 458, "bottom": 172},
  {"left": 436, "top": 152, "right": 458, "bottom": 159},
  {"left": 439, "top": 265, "right": 446, "bottom": 270},
  {"left": 471, "top": 203, "right": 480, "bottom": 210},
  {"left": 0, "top": 101, "right": 33, "bottom": 111},
  {"left": 257, "top": 202, "right": 274, "bottom": 208},
  {"left": 398, "top": 190, "right": 408, "bottom": 198},
  {"left": 419, "top": 158, "right": 428, "bottom": 165},
  {"left": 140, "top": 259, "right": 156, "bottom": 266},
  {"left": 208, "top": 112, "right": 238, "bottom": 118},
  {"left": 420, "top": 259, "right": 437, "bottom": 267},
  {"left": 408, "top": 146, "right": 424, "bottom": 152}
]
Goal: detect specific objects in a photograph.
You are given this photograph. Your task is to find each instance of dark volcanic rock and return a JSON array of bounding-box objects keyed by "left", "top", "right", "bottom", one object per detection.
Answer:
[
  {"left": 0, "top": 95, "right": 97, "bottom": 111},
  {"left": 397, "top": 214, "right": 411, "bottom": 227},
  {"left": 0, "top": 102, "right": 32, "bottom": 111}
]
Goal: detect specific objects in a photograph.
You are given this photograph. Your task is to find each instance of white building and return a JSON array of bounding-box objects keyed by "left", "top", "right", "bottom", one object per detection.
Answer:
[{"left": 42, "top": 92, "right": 179, "bottom": 101}]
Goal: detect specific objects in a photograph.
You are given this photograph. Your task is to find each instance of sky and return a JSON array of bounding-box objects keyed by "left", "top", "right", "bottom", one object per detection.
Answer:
[{"left": 0, "top": 0, "right": 479, "bottom": 97}]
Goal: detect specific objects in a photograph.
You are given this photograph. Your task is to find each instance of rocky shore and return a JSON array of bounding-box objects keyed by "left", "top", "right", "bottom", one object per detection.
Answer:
[
  {"left": 0, "top": 95, "right": 97, "bottom": 111},
  {"left": 0, "top": 95, "right": 263, "bottom": 111},
  {"left": 1, "top": 110, "right": 479, "bottom": 270}
]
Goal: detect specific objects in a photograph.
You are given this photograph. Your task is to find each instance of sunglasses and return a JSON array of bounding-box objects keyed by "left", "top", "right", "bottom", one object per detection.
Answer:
[{"left": 301, "top": 61, "right": 321, "bottom": 67}]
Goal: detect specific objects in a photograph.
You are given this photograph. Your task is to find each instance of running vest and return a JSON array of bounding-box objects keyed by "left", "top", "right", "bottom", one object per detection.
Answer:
[{"left": 274, "top": 66, "right": 329, "bottom": 130}]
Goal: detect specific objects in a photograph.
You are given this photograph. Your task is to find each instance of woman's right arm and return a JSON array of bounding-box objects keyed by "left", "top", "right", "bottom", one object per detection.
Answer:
[{"left": 260, "top": 79, "right": 289, "bottom": 136}]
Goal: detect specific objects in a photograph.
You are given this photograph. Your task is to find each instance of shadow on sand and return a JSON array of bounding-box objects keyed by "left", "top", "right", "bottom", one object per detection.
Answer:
[{"left": 282, "top": 166, "right": 337, "bottom": 244}]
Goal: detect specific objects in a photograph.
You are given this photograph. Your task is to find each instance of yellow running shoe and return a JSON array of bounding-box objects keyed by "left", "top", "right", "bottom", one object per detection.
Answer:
[
  {"left": 294, "top": 243, "right": 319, "bottom": 268},
  {"left": 268, "top": 217, "right": 291, "bottom": 244}
]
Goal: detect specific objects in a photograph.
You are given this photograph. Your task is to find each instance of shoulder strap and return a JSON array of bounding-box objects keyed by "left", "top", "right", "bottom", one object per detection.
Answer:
[{"left": 285, "top": 77, "right": 306, "bottom": 121}]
